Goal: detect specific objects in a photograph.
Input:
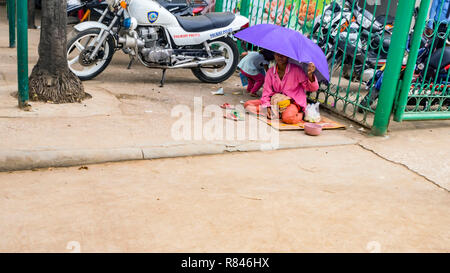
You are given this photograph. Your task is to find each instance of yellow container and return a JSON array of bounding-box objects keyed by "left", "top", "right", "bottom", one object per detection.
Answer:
[{"left": 277, "top": 99, "right": 291, "bottom": 109}]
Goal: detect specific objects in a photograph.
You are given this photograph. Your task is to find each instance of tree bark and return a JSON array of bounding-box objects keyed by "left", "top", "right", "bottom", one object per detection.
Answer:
[
  {"left": 28, "top": 0, "right": 37, "bottom": 29},
  {"left": 29, "top": 0, "right": 90, "bottom": 103}
]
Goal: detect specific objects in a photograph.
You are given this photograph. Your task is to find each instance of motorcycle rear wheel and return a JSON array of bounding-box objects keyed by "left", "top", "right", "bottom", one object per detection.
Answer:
[{"left": 191, "top": 36, "right": 239, "bottom": 84}]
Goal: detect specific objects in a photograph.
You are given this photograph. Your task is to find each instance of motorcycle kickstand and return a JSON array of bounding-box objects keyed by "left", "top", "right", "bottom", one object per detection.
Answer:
[
  {"left": 127, "top": 57, "right": 134, "bottom": 70},
  {"left": 160, "top": 69, "right": 167, "bottom": 87}
]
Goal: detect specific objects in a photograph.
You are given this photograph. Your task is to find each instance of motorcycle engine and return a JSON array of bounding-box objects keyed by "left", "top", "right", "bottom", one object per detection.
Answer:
[{"left": 138, "top": 27, "right": 173, "bottom": 64}]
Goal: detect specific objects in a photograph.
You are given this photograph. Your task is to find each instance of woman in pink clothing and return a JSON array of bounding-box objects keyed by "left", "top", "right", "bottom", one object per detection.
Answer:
[{"left": 245, "top": 53, "right": 319, "bottom": 124}]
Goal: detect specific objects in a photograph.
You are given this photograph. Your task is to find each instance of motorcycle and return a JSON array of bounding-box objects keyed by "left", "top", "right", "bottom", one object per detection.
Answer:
[
  {"left": 67, "top": 0, "right": 206, "bottom": 26},
  {"left": 312, "top": 0, "right": 348, "bottom": 58},
  {"left": 156, "top": 0, "right": 208, "bottom": 16},
  {"left": 359, "top": 35, "right": 450, "bottom": 111},
  {"left": 67, "top": 0, "right": 110, "bottom": 24},
  {"left": 313, "top": 0, "right": 391, "bottom": 81},
  {"left": 67, "top": 0, "right": 249, "bottom": 86},
  {"left": 330, "top": 23, "right": 391, "bottom": 82}
]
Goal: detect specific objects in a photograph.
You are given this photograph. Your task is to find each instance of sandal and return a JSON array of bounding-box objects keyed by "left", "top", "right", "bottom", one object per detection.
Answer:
[
  {"left": 220, "top": 103, "right": 235, "bottom": 109},
  {"left": 224, "top": 111, "right": 244, "bottom": 121}
]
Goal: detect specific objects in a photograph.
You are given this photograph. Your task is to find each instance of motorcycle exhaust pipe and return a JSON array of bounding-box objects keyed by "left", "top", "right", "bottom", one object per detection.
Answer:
[
  {"left": 153, "top": 57, "right": 226, "bottom": 69},
  {"left": 172, "top": 57, "right": 226, "bottom": 68}
]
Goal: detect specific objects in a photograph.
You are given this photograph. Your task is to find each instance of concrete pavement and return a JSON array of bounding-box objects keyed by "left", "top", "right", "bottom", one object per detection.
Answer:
[
  {"left": 0, "top": 145, "right": 448, "bottom": 252},
  {"left": 0, "top": 6, "right": 449, "bottom": 253}
]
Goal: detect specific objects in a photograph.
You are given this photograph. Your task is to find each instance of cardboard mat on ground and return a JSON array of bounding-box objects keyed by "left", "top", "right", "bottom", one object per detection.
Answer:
[{"left": 258, "top": 116, "right": 346, "bottom": 131}]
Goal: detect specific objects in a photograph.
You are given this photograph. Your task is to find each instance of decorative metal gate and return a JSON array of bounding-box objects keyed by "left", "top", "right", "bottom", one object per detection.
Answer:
[
  {"left": 5, "top": 0, "right": 450, "bottom": 135},
  {"left": 215, "top": 0, "right": 450, "bottom": 135}
]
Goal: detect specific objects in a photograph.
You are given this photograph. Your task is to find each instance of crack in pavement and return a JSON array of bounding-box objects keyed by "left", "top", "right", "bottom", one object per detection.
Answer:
[{"left": 357, "top": 143, "right": 450, "bottom": 193}]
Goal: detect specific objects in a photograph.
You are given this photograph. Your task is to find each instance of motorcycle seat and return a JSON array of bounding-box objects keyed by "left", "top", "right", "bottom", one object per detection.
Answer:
[
  {"left": 430, "top": 47, "right": 450, "bottom": 69},
  {"left": 175, "top": 12, "right": 235, "bottom": 32}
]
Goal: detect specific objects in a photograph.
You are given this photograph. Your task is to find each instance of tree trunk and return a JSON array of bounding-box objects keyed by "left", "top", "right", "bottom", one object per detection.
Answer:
[
  {"left": 29, "top": 0, "right": 90, "bottom": 103},
  {"left": 28, "top": 0, "right": 36, "bottom": 29}
]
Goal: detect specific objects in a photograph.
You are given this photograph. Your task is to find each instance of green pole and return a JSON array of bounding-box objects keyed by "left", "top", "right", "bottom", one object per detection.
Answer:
[
  {"left": 240, "top": 0, "right": 251, "bottom": 17},
  {"left": 371, "top": 0, "right": 416, "bottom": 136},
  {"left": 17, "top": 0, "right": 29, "bottom": 107},
  {"left": 237, "top": 0, "right": 251, "bottom": 54},
  {"left": 393, "top": 0, "right": 431, "bottom": 122},
  {"left": 215, "top": 0, "right": 224, "bottom": 12},
  {"left": 7, "top": 0, "right": 16, "bottom": 48}
]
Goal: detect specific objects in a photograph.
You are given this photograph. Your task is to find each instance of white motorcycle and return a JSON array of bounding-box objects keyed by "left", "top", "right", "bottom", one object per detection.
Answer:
[{"left": 67, "top": 0, "right": 249, "bottom": 86}]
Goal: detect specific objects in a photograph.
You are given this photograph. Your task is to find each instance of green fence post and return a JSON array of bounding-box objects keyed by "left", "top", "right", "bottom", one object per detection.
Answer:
[
  {"left": 237, "top": 0, "right": 251, "bottom": 54},
  {"left": 371, "top": 0, "right": 416, "bottom": 136},
  {"left": 17, "top": 0, "right": 29, "bottom": 107},
  {"left": 240, "top": 0, "right": 251, "bottom": 17},
  {"left": 7, "top": 0, "right": 16, "bottom": 48},
  {"left": 393, "top": 0, "right": 431, "bottom": 122},
  {"left": 215, "top": 0, "right": 224, "bottom": 12}
]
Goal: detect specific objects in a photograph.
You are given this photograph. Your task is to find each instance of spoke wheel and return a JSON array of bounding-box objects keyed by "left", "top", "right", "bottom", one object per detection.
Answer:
[
  {"left": 192, "top": 36, "right": 239, "bottom": 84},
  {"left": 67, "top": 29, "right": 115, "bottom": 81}
]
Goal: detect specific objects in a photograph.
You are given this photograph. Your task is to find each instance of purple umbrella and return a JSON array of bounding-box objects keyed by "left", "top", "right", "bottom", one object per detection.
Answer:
[{"left": 235, "top": 24, "right": 329, "bottom": 83}]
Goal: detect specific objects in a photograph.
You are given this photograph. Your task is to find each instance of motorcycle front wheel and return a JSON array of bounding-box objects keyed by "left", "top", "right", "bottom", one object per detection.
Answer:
[
  {"left": 67, "top": 29, "right": 115, "bottom": 81},
  {"left": 191, "top": 36, "right": 239, "bottom": 84}
]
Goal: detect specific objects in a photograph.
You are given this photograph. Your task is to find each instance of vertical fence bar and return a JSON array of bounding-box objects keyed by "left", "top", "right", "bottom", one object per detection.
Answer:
[
  {"left": 393, "top": 0, "right": 431, "bottom": 122},
  {"left": 237, "top": 0, "right": 252, "bottom": 53},
  {"left": 273, "top": 0, "right": 280, "bottom": 25},
  {"left": 343, "top": 0, "right": 368, "bottom": 114},
  {"left": 248, "top": 0, "right": 255, "bottom": 25},
  {"left": 279, "top": 0, "right": 287, "bottom": 26},
  {"left": 17, "top": 0, "right": 29, "bottom": 107},
  {"left": 354, "top": 1, "right": 379, "bottom": 116},
  {"left": 7, "top": 0, "right": 16, "bottom": 48},
  {"left": 253, "top": 0, "right": 262, "bottom": 26},
  {"left": 301, "top": 0, "right": 311, "bottom": 33},
  {"left": 215, "top": 0, "right": 224, "bottom": 12},
  {"left": 362, "top": 1, "right": 391, "bottom": 115},
  {"left": 260, "top": 0, "right": 267, "bottom": 24},
  {"left": 307, "top": 0, "right": 319, "bottom": 38},
  {"left": 371, "top": 0, "right": 415, "bottom": 136},
  {"left": 240, "top": 0, "right": 251, "bottom": 17}
]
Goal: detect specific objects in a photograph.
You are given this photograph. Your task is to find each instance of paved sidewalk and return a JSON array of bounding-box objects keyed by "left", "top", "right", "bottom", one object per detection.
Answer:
[
  {"left": 0, "top": 145, "right": 448, "bottom": 252},
  {"left": 0, "top": 16, "right": 359, "bottom": 171}
]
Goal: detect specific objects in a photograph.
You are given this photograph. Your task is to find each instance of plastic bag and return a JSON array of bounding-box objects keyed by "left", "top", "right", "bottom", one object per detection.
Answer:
[{"left": 304, "top": 102, "right": 321, "bottom": 123}]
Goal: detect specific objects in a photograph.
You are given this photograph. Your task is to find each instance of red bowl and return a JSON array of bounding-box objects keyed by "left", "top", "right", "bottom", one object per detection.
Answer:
[{"left": 304, "top": 123, "right": 323, "bottom": 136}]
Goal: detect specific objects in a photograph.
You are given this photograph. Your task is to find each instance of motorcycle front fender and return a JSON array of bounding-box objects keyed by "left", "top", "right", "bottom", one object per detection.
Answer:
[
  {"left": 74, "top": 21, "right": 109, "bottom": 33},
  {"left": 73, "top": 21, "right": 117, "bottom": 45}
]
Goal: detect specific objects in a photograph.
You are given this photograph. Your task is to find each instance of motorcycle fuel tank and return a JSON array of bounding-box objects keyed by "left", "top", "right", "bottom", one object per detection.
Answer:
[{"left": 128, "top": 0, "right": 179, "bottom": 26}]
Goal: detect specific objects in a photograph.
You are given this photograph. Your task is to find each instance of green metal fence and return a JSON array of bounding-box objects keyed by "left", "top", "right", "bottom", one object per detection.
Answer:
[
  {"left": 393, "top": 0, "right": 450, "bottom": 122},
  {"left": 6, "top": 0, "right": 450, "bottom": 132},
  {"left": 217, "top": 0, "right": 450, "bottom": 135}
]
